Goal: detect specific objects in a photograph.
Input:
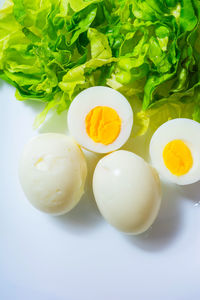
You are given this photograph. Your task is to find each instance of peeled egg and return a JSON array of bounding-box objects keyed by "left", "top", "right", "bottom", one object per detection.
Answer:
[
  {"left": 19, "top": 133, "right": 87, "bottom": 215},
  {"left": 93, "top": 150, "right": 161, "bottom": 234},
  {"left": 149, "top": 118, "right": 200, "bottom": 185},
  {"left": 67, "top": 86, "right": 133, "bottom": 153}
]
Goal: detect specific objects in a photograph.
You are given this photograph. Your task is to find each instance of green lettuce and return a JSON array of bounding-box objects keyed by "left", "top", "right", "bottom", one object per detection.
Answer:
[{"left": 0, "top": 0, "right": 200, "bottom": 133}]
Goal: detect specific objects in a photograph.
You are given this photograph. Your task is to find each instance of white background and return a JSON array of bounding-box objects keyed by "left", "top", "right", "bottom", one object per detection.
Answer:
[{"left": 1, "top": 1, "right": 200, "bottom": 299}]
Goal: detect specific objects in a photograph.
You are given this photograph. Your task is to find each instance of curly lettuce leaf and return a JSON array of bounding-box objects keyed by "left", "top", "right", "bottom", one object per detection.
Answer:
[
  {"left": 68, "top": 0, "right": 102, "bottom": 12},
  {"left": 0, "top": 0, "right": 200, "bottom": 133},
  {"left": 59, "top": 27, "right": 116, "bottom": 99},
  {"left": 135, "top": 101, "right": 196, "bottom": 136}
]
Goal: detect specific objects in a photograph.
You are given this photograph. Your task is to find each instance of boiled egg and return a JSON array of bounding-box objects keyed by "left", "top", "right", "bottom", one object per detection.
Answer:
[
  {"left": 93, "top": 150, "right": 161, "bottom": 234},
  {"left": 67, "top": 86, "right": 133, "bottom": 153},
  {"left": 19, "top": 133, "right": 87, "bottom": 215},
  {"left": 149, "top": 118, "right": 200, "bottom": 185}
]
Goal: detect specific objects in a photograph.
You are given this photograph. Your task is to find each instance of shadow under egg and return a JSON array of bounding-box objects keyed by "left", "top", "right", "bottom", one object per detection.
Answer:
[
  {"left": 125, "top": 181, "right": 183, "bottom": 251},
  {"left": 177, "top": 181, "right": 200, "bottom": 205}
]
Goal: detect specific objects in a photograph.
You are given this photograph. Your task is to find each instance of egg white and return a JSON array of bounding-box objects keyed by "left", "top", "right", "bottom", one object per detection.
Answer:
[
  {"left": 93, "top": 150, "right": 161, "bottom": 234},
  {"left": 19, "top": 133, "right": 87, "bottom": 215},
  {"left": 149, "top": 118, "right": 200, "bottom": 185},
  {"left": 67, "top": 86, "right": 133, "bottom": 153}
]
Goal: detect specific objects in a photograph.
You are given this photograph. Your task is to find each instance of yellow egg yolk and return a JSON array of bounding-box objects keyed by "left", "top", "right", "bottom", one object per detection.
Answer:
[
  {"left": 85, "top": 106, "right": 121, "bottom": 145},
  {"left": 163, "top": 139, "right": 193, "bottom": 176}
]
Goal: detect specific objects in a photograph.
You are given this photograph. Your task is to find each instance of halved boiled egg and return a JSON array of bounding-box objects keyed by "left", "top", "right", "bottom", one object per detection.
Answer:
[
  {"left": 67, "top": 87, "right": 133, "bottom": 153},
  {"left": 149, "top": 118, "right": 200, "bottom": 185}
]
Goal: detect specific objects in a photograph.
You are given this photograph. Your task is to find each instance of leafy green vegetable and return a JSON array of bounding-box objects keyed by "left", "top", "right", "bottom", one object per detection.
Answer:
[{"left": 0, "top": 0, "right": 200, "bottom": 133}]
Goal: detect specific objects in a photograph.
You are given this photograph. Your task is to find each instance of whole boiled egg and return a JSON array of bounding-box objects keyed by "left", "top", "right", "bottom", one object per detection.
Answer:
[
  {"left": 19, "top": 133, "right": 87, "bottom": 215},
  {"left": 67, "top": 86, "right": 133, "bottom": 153},
  {"left": 93, "top": 150, "right": 161, "bottom": 234},
  {"left": 149, "top": 118, "right": 200, "bottom": 185}
]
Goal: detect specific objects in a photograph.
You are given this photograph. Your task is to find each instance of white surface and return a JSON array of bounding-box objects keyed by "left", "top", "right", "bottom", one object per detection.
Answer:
[
  {"left": 1, "top": 81, "right": 200, "bottom": 300},
  {"left": 1, "top": 0, "right": 199, "bottom": 297}
]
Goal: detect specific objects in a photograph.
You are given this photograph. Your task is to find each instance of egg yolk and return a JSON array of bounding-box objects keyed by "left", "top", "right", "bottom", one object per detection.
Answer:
[
  {"left": 85, "top": 106, "right": 121, "bottom": 145},
  {"left": 163, "top": 139, "right": 193, "bottom": 176}
]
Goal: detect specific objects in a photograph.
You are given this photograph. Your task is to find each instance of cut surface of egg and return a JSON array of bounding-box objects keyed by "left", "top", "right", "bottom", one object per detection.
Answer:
[
  {"left": 19, "top": 133, "right": 87, "bottom": 215},
  {"left": 149, "top": 118, "right": 200, "bottom": 185},
  {"left": 68, "top": 86, "right": 133, "bottom": 153},
  {"left": 93, "top": 150, "right": 161, "bottom": 234}
]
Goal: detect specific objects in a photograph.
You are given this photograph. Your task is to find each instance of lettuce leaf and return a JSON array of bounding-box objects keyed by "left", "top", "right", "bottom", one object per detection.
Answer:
[
  {"left": 0, "top": 0, "right": 200, "bottom": 133},
  {"left": 68, "top": 0, "right": 102, "bottom": 12}
]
